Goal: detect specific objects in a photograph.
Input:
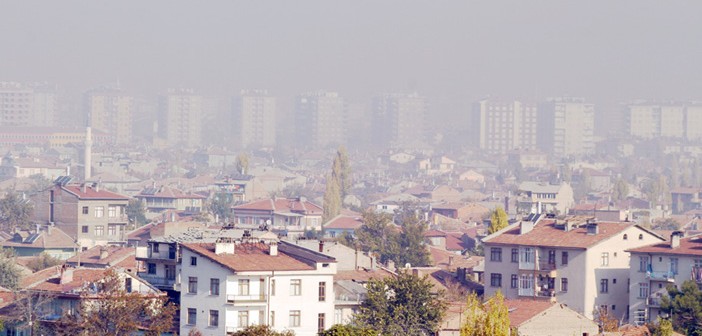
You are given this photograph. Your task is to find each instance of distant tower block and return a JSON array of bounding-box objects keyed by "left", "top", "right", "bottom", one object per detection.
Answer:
[{"left": 84, "top": 127, "right": 92, "bottom": 180}]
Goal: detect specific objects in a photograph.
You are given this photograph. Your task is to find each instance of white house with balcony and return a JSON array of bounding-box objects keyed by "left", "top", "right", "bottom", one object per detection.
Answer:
[
  {"left": 482, "top": 216, "right": 664, "bottom": 320},
  {"left": 231, "top": 197, "right": 323, "bottom": 236},
  {"left": 627, "top": 231, "right": 702, "bottom": 325},
  {"left": 178, "top": 238, "right": 336, "bottom": 336}
]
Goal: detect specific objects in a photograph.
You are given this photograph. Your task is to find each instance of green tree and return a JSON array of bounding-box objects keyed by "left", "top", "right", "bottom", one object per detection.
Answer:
[
  {"left": 395, "top": 209, "right": 431, "bottom": 267},
  {"left": 336, "top": 146, "right": 352, "bottom": 197},
  {"left": 126, "top": 199, "right": 147, "bottom": 226},
  {"left": 323, "top": 174, "right": 341, "bottom": 223},
  {"left": 488, "top": 207, "right": 508, "bottom": 234},
  {"left": 612, "top": 178, "right": 629, "bottom": 202},
  {"left": 355, "top": 271, "right": 447, "bottom": 335},
  {"left": 460, "top": 291, "right": 510, "bottom": 336},
  {"left": 0, "top": 249, "right": 21, "bottom": 290},
  {"left": 231, "top": 324, "right": 295, "bottom": 336},
  {"left": 0, "top": 191, "right": 33, "bottom": 231},
  {"left": 26, "top": 252, "right": 63, "bottom": 272},
  {"left": 236, "top": 153, "right": 250, "bottom": 175},
  {"left": 209, "top": 194, "right": 233, "bottom": 223},
  {"left": 661, "top": 280, "right": 702, "bottom": 335},
  {"left": 320, "top": 324, "right": 376, "bottom": 336},
  {"left": 652, "top": 318, "right": 674, "bottom": 336},
  {"left": 355, "top": 210, "right": 394, "bottom": 264}
]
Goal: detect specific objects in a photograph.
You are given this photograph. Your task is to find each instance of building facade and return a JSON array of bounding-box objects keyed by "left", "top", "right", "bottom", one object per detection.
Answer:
[
  {"left": 159, "top": 89, "right": 203, "bottom": 148},
  {"left": 538, "top": 97, "right": 595, "bottom": 157},
  {"left": 474, "top": 99, "right": 538, "bottom": 154},
  {"left": 84, "top": 88, "right": 133, "bottom": 144},
  {"left": 372, "top": 93, "right": 427, "bottom": 149},
  {"left": 295, "top": 91, "right": 345, "bottom": 148},
  {"left": 234, "top": 90, "right": 276, "bottom": 149}
]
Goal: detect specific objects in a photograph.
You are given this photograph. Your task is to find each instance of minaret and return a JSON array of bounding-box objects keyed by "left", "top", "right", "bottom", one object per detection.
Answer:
[{"left": 84, "top": 127, "right": 92, "bottom": 180}]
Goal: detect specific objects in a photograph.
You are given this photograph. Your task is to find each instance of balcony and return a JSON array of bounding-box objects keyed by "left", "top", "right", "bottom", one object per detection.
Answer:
[
  {"left": 226, "top": 294, "right": 267, "bottom": 304},
  {"left": 646, "top": 271, "right": 675, "bottom": 282},
  {"left": 646, "top": 296, "right": 662, "bottom": 307},
  {"left": 335, "top": 293, "right": 366, "bottom": 305},
  {"left": 135, "top": 246, "right": 178, "bottom": 262},
  {"left": 137, "top": 273, "right": 176, "bottom": 289},
  {"left": 518, "top": 288, "right": 556, "bottom": 299},
  {"left": 518, "top": 261, "right": 558, "bottom": 277}
]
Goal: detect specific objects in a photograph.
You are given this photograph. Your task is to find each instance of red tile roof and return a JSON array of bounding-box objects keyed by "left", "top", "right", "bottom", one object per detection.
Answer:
[
  {"left": 136, "top": 186, "right": 206, "bottom": 199},
  {"left": 484, "top": 221, "right": 645, "bottom": 249},
  {"left": 232, "top": 198, "right": 322, "bottom": 215},
  {"left": 505, "top": 299, "right": 557, "bottom": 327},
  {"left": 0, "top": 227, "right": 76, "bottom": 249},
  {"left": 182, "top": 243, "right": 316, "bottom": 272},
  {"left": 334, "top": 268, "right": 395, "bottom": 282},
  {"left": 28, "top": 268, "right": 107, "bottom": 292},
  {"left": 627, "top": 235, "right": 702, "bottom": 256},
  {"left": 66, "top": 246, "right": 135, "bottom": 267},
  {"left": 61, "top": 185, "right": 129, "bottom": 200},
  {"left": 324, "top": 215, "right": 363, "bottom": 230}
]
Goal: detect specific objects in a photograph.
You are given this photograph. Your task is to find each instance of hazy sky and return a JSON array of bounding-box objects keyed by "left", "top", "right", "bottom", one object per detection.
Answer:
[{"left": 1, "top": 1, "right": 701, "bottom": 104}]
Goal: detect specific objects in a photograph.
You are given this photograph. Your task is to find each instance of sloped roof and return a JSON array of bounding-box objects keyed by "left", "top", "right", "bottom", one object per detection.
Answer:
[
  {"left": 628, "top": 234, "right": 702, "bottom": 256},
  {"left": 65, "top": 246, "right": 135, "bottom": 267},
  {"left": 61, "top": 185, "right": 129, "bottom": 200},
  {"left": 505, "top": 299, "right": 557, "bottom": 327},
  {"left": 135, "top": 186, "right": 205, "bottom": 199},
  {"left": 181, "top": 242, "right": 316, "bottom": 272},
  {"left": 324, "top": 215, "right": 363, "bottom": 230},
  {"left": 0, "top": 227, "right": 76, "bottom": 249},
  {"left": 232, "top": 198, "right": 322, "bottom": 215}
]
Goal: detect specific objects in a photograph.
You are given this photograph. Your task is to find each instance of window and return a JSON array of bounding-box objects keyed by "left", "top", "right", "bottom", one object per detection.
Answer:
[
  {"left": 639, "top": 256, "right": 649, "bottom": 272},
  {"left": 270, "top": 311, "right": 275, "bottom": 327},
  {"left": 695, "top": 259, "right": 702, "bottom": 268},
  {"left": 490, "top": 248, "right": 502, "bottom": 262},
  {"left": 638, "top": 283, "right": 649, "bottom": 299},
  {"left": 490, "top": 273, "right": 502, "bottom": 287},
  {"left": 623, "top": 234, "right": 628, "bottom": 240},
  {"left": 94, "top": 206, "right": 104, "bottom": 218},
  {"left": 153, "top": 243, "right": 160, "bottom": 253},
  {"left": 82, "top": 206, "right": 89, "bottom": 215},
  {"left": 209, "top": 310, "right": 219, "bottom": 327},
  {"left": 548, "top": 250, "right": 556, "bottom": 265},
  {"left": 561, "top": 278, "right": 568, "bottom": 292},
  {"left": 613, "top": 278, "right": 617, "bottom": 284},
  {"left": 562, "top": 251, "right": 568, "bottom": 265},
  {"left": 600, "top": 279, "right": 609, "bottom": 293},
  {"left": 271, "top": 279, "right": 276, "bottom": 296},
  {"left": 81, "top": 225, "right": 88, "bottom": 233},
  {"left": 187, "top": 308, "right": 196, "bottom": 325},
  {"left": 612, "top": 305, "right": 616, "bottom": 311},
  {"left": 238, "top": 311, "right": 249, "bottom": 327},
  {"left": 95, "top": 225, "right": 104, "bottom": 236},
  {"left": 638, "top": 234, "right": 643, "bottom": 240},
  {"left": 511, "top": 248, "right": 518, "bottom": 263},
  {"left": 510, "top": 274, "right": 518, "bottom": 288},
  {"left": 318, "top": 313, "right": 325, "bottom": 333},
  {"left": 188, "top": 277, "right": 198, "bottom": 294},
  {"left": 210, "top": 278, "right": 220, "bottom": 296},
  {"left": 335, "top": 309, "right": 342, "bottom": 324},
  {"left": 289, "top": 310, "right": 301, "bottom": 327},
  {"left": 147, "top": 263, "right": 156, "bottom": 274},
  {"left": 191, "top": 256, "right": 197, "bottom": 266},
  {"left": 318, "top": 282, "right": 326, "bottom": 301},
  {"left": 108, "top": 206, "right": 116, "bottom": 218},
  {"left": 239, "top": 279, "right": 250, "bottom": 296},
  {"left": 107, "top": 224, "right": 117, "bottom": 236},
  {"left": 670, "top": 258, "right": 679, "bottom": 275},
  {"left": 601, "top": 252, "right": 609, "bottom": 266},
  {"left": 290, "top": 279, "right": 301, "bottom": 296}
]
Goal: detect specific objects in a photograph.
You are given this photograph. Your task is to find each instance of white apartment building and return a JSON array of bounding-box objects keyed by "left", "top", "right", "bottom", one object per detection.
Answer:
[
  {"left": 234, "top": 90, "right": 276, "bottom": 149},
  {"left": 372, "top": 93, "right": 427, "bottom": 149},
  {"left": 84, "top": 88, "right": 133, "bottom": 144},
  {"left": 625, "top": 102, "right": 702, "bottom": 141},
  {"left": 482, "top": 217, "right": 664, "bottom": 320},
  {"left": 295, "top": 91, "right": 345, "bottom": 148},
  {"left": 159, "top": 89, "right": 203, "bottom": 148},
  {"left": 538, "top": 97, "right": 595, "bottom": 157},
  {"left": 627, "top": 232, "right": 702, "bottom": 325},
  {"left": 516, "top": 181, "right": 574, "bottom": 215},
  {"left": 0, "top": 82, "right": 57, "bottom": 127},
  {"left": 474, "top": 99, "right": 538, "bottom": 154},
  {"left": 179, "top": 239, "right": 336, "bottom": 336}
]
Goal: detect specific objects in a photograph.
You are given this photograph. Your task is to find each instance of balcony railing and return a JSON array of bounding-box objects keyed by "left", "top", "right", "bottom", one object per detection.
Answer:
[
  {"left": 335, "top": 293, "right": 366, "bottom": 304},
  {"left": 137, "top": 273, "right": 176, "bottom": 288},
  {"left": 226, "top": 294, "right": 267, "bottom": 304},
  {"left": 518, "top": 288, "right": 555, "bottom": 298},
  {"left": 519, "top": 261, "right": 557, "bottom": 272},
  {"left": 646, "top": 271, "right": 675, "bottom": 282},
  {"left": 646, "top": 296, "right": 662, "bottom": 307}
]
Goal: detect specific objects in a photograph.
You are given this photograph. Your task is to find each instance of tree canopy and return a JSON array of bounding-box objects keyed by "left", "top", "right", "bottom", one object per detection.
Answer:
[
  {"left": 0, "top": 248, "right": 22, "bottom": 290},
  {"left": 126, "top": 199, "right": 147, "bottom": 227},
  {"left": 488, "top": 207, "right": 508, "bottom": 234},
  {"left": 355, "top": 208, "right": 430, "bottom": 267},
  {"left": 231, "top": 324, "right": 295, "bottom": 336},
  {"left": 661, "top": 280, "right": 702, "bottom": 335},
  {"left": 320, "top": 324, "right": 376, "bottom": 336},
  {"left": 460, "top": 291, "right": 510, "bottom": 336},
  {"left": 0, "top": 191, "right": 33, "bottom": 231},
  {"left": 355, "top": 271, "right": 446, "bottom": 335}
]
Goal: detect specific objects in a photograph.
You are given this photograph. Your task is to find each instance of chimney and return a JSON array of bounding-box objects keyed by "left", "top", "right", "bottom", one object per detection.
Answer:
[
  {"left": 520, "top": 221, "right": 534, "bottom": 235},
  {"left": 586, "top": 222, "right": 599, "bottom": 235},
  {"left": 81, "top": 183, "right": 87, "bottom": 193},
  {"left": 95, "top": 178, "right": 101, "bottom": 192},
  {"left": 99, "top": 245, "right": 109, "bottom": 260},
  {"left": 214, "top": 237, "right": 235, "bottom": 255},
  {"left": 671, "top": 231, "right": 683, "bottom": 249},
  {"left": 60, "top": 267, "right": 74, "bottom": 284},
  {"left": 448, "top": 255, "right": 454, "bottom": 267},
  {"left": 35, "top": 223, "right": 40, "bottom": 234},
  {"left": 318, "top": 240, "right": 324, "bottom": 253},
  {"left": 387, "top": 259, "right": 395, "bottom": 271},
  {"left": 269, "top": 242, "right": 278, "bottom": 256}
]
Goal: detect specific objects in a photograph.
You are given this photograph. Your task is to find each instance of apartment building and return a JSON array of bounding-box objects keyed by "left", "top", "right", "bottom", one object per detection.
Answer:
[
  {"left": 627, "top": 232, "right": 702, "bottom": 325},
  {"left": 516, "top": 181, "right": 574, "bottom": 215},
  {"left": 0, "top": 82, "right": 41, "bottom": 127},
  {"left": 482, "top": 217, "right": 664, "bottom": 320},
  {"left": 84, "top": 88, "right": 133, "bottom": 144},
  {"left": 538, "top": 97, "right": 595, "bottom": 156},
  {"left": 233, "top": 90, "right": 276, "bottom": 149},
  {"left": 474, "top": 99, "right": 538, "bottom": 154},
  {"left": 294, "top": 91, "right": 345, "bottom": 148},
  {"left": 134, "top": 185, "right": 206, "bottom": 219},
  {"left": 31, "top": 179, "right": 130, "bottom": 249},
  {"left": 625, "top": 102, "right": 702, "bottom": 141},
  {"left": 179, "top": 239, "right": 336, "bottom": 336},
  {"left": 158, "top": 89, "right": 203, "bottom": 148},
  {"left": 372, "top": 93, "right": 427, "bottom": 149},
  {"left": 231, "top": 197, "right": 323, "bottom": 236}
]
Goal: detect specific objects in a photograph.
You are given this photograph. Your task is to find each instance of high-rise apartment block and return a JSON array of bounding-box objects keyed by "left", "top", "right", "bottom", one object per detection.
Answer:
[
  {"left": 538, "top": 97, "right": 595, "bottom": 157},
  {"left": 626, "top": 102, "right": 702, "bottom": 141},
  {"left": 159, "top": 89, "right": 203, "bottom": 148},
  {"left": 372, "top": 93, "right": 427, "bottom": 149},
  {"left": 233, "top": 90, "right": 276, "bottom": 149},
  {"left": 84, "top": 88, "right": 133, "bottom": 144},
  {"left": 474, "top": 99, "right": 538, "bottom": 154},
  {"left": 0, "top": 82, "right": 57, "bottom": 127},
  {"left": 295, "top": 91, "right": 345, "bottom": 148}
]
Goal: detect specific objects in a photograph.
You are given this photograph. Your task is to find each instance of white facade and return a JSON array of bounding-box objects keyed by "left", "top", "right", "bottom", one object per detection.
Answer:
[
  {"left": 475, "top": 99, "right": 538, "bottom": 154},
  {"left": 159, "top": 89, "right": 203, "bottom": 148},
  {"left": 235, "top": 90, "right": 277, "bottom": 149},
  {"left": 538, "top": 97, "right": 595, "bottom": 156},
  {"left": 372, "top": 93, "right": 427, "bottom": 149},
  {"left": 295, "top": 91, "right": 345, "bottom": 148},
  {"left": 179, "top": 243, "right": 336, "bottom": 336},
  {"left": 85, "top": 89, "right": 133, "bottom": 144}
]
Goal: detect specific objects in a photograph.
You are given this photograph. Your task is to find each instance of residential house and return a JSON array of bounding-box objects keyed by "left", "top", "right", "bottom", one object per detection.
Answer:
[
  {"left": 231, "top": 197, "right": 323, "bottom": 236},
  {"left": 671, "top": 187, "right": 702, "bottom": 215},
  {"left": 0, "top": 155, "right": 68, "bottom": 180},
  {"left": 516, "top": 181, "right": 574, "bottom": 215},
  {"left": 457, "top": 170, "right": 485, "bottom": 184},
  {"left": 65, "top": 245, "right": 136, "bottom": 269},
  {"left": 134, "top": 185, "right": 206, "bottom": 219},
  {"left": 504, "top": 299, "right": 599, "bottom": 336},
  {"left": 179, "top": 239, "right": 336, "bottom": 336},
  {"left": 482, "top": 216, "right": 664, "bottom": 320},
  {"left": 0, "top": 225, "right": 76, "bottom": 260},
  {"left": 322, "top": 215, "right": 363, "bottom": 239}
]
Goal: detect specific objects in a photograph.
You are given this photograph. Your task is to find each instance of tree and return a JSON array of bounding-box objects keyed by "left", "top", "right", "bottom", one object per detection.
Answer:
[
  {"left": 661, "top": 280, "right": 702, "bottom": 335},
  {"left": 26, "top": 252, "right": 63, "bottom": 272},
  {"left": 395, "top": 208, "right": 431, "bottom": 267},
  {"left": 236, "top": 153, "right": 250, "bottom": 175},
  {"left": 336, "top": 146, "right": 352, "bottom": 197},
  {"left": 355, "top": 210, "right": 394, "bottom": 264},
  {"left": 593, "top": 306, "right": 619, "bottom": 332},
  {"left": 612, "top": 178, "right": 629, "bottom": 202},
  {"left": 52, "top": 268, "right": 177, "bottom": 336},
  {"left": 652, "top": 318, "right": 674, "bottom": 336},
  {"left": 0, "top": 248, "right": 22, "bottom": 290},
  {"left": 460, "top": 291, "right": 510, "bottom": 336},
  {"left": 5, "top": 290, "right": 56, "bottom": 336},
  {"left": 126, "top": 199, "right": 147, "bottom": 227},
  {"left": 231, "top": 324, "right": 295, "bottom": 336},
  {"left": 488, "top": 207, "right": 508, "bottom": 234},
  {"left": 0, "top": 191, "right": 33, "bottom": 231},
  {"left": 320, "top": 324, "right": 376, "bottom": 336},
  {"left": 355, "top": 271, "right": 446, "bottom": 335},
  {"left": 323, "top": 174, "right": 341, "bottom": 223},
  {"left": 209, "top": 194, "right": 233, "bottom": 223}
]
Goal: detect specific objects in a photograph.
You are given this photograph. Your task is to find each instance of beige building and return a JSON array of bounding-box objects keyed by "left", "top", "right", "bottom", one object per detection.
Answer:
[
  {"left": 625, "top": 102, "right": 702, "bottom": 141},
  {"left": 0, "top": 82, "right": 57, "bottom": 127},
  {"left": 627, "top": 232, "right": 702, "bottom": 325},
  {"left": 538, "top": 97, "right": 595, "bottom": 156},
  {"left": 31, "top": 181, "right": 130, "bottom": 249},
  {"left": 474, "top": 99, "right": 538, "bottom": 154},
  {"left": 372, "top": 93, "right": 427, "bottom": 149},
  {"left": 234, "top": 89, "right": 276, "bottom": 149},
  {"left": 516, "top": 181, "right": 574, "bottom": 215},
  {"left": 84, "top": 88, "right": 133, "bottom": 144},
  {"left": 159, "top": 88, "right": 203, "bottom": 148},
  {"left": 505, "top": 299, "right": 599, "bottom": 336},
  {"left": 482, "top": 218, "right": 664, "bottom": 320},
  {"left": 295, "top": 91, "right": 345, "bottom": 148}
]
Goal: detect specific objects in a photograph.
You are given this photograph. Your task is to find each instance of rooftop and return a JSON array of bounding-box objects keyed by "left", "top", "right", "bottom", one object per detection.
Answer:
[{"left": 628, "top": 234, "right": 702, "bottom": 256}]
